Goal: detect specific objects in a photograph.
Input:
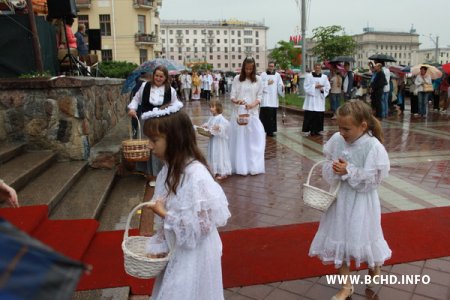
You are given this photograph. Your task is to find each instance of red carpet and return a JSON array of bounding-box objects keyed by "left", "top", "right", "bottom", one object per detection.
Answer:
[{"left": 2, "top": 206, "right": 450, "bottom": 295}]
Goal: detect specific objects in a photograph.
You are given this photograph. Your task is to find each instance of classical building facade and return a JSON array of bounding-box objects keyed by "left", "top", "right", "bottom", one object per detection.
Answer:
[
  {"left": 74, "top": 0, "right": 163, "bottom": 64},
  {"left": 160, "top": 20, "right": 269, "bottom": 72},
  {"left": 416, "top": 48, "right": 450, "bottom": 65},
  {"left": 303, "top": 28, "right": 421, "bottom": 70}
]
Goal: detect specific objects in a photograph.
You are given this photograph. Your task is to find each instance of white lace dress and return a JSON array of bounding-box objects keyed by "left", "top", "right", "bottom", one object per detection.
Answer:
[
  {"left": 309, "top": 132, "right": 392, "bottom": 268},
  {"left": 205, "top": 114, "right": 232, "bottom": 177},
  {"left": 149, "top": 161, "right": 231, "bottom": 300},
  {"left": 229, "top": 75, "right": 266, "bottom": 175}
]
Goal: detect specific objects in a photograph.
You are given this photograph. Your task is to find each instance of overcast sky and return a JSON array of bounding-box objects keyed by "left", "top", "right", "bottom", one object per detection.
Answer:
[{"left": 160, "top": 0, "right": 449, "bottom": 50}]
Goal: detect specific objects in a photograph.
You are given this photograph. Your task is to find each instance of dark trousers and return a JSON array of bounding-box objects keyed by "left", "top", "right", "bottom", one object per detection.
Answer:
[
  {"left": 371, "top": 92, "right": 383, "bottom": 118},
  {"left": 302, "top": 110, "right": 324, "bottom": 135},
  {"left": 411, "top": 94, "right": 418, "bottom": 114},
  {"left": 259, "top": 107, "right": 277, "bottom": 135}
]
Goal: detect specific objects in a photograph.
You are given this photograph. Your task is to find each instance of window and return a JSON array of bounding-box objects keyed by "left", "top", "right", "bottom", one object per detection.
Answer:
[
  {"left": 256, "top": 47, "right": 259, "bottom": 53},
  {"left": 210, "top": 55, "right": 213, "bottom": 60},
  {"left": 217, "top": 39, "right": 220, "bottom": 44},
  {"left": 209, "top": 47, "right": 213, "bottom": 53},
  {"left": 225, "top": 63, "right": 228, "bottom": 68},
  {"left": 245, "top": 46, "right": 251, "bottom": 52},
  {"left": 224, "top": 39, "right": 228, "bottom": 43},
  {"left": 217, "top": 55, "right": 221, "bottom": 59},
  {"left": 186, "top": 39, "right": 189, "bottom": 43},
  {"left": 255, "top": 39, "right": 259, "bottom": 45},
  {"left": 202, "top": 47, "right": 205, "bottom": 52},
  {"left": 78, "top": 15, "right": 89, "bottom": 29},
  {"left": 99, "top": 15, "right": 111, "bottom": 36},
  {"left": 162, "top": 47, "right": 165, "bottom": 53},
  {"left": 138, "top": 15, "right": 146, "bottom": 33},
  {"left": 216, "top": 30, "right": 220, "bottom": 35},
  {"left": 231, "top": 30, "right": 234, "bottom": 35},
  {"left": 194, "top": 47, "right": 198, "bottom": 53},
  {"left": 178, "top": 47, "right": 182, "bottom": 53},
  {"left": 238, "top": 55, "right": 241, "bottom": 59},
  {"left": 161, "top": 29, "right": 165, "bottom": 34},
  {"left": 186, "top": 47, "right": 191, "bottom": 52},
  {"left": 169, "top": 30, "right": 173, "bottom": 34},
  {"left": 177, "top": 39, "right": 182, "bottom": 44},
  {"left": 231, "top": 39, "right": 235, "bottom": 43},
  {"left": 162, "top": 39, "right": 165, "bottom": 43},
  {"left": 255, "top": 31, "right": 259, "bottom": 37},
  {"left": 178, "top": 55, "right": 182, "bottom": 60},
  {"left": 218, "top": 63, "right": 221, "bottom": 68},
  {"left": 244, "top": 30, "right": 252, "bottom": 36},
  {"left": 238, "top": 47, "right": 241, "bottom": 52},
  {"left": 232, "top": 47, "right": 235, "bottom": 52},
  {"left": 232, "top": 63, "right": 235, "bottom": 67},
  {"left": 101, "top": 49, "right": 112, "bottom": 61},
  {"left": 225, "top": 55, "right": 228, "bottom": 59},
  {"left": 185, "top": 30, "right": 189, "bottom": 34},
  {"left": 224, "top": 47, "right": 228, "bottom": 53},
  {"left": 244, "top": 38, "right": 252, "bottom": 43},
  {"left": 139, "top": 49, "right": 147, "bottom": 64},
  {"left": 237, "top": 31, "right": 241, "bottom": 37},
  {"left": 217, "top": 47, "right": 220, "bottom": 52},
  {"left": 194, "top": 30, "right": 197, "bottom": 34},
  {"left": 170, "top": 55, "right": 174, "bottom": 60},
  {"left": 170, "top": 47, "right": 174, "bottom": 52},
  {"left": 176, "top": 30, "right": 182, "bottom": 35},
  {"left": 256, "top": 54, "right": 259, "bottom": 59},
  {"left": 170, "top": 39, "right": 173, "bottom": 43},
  {"left": 232, "top": 54, "right": 235, "bottom": 59},
  {"left": 194, "top": 39, "right": 197, "bottom": 43}
]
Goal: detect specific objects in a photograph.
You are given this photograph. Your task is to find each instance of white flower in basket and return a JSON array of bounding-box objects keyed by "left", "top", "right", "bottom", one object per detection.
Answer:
[
  {"left": 303, "top": 160, "right": 341, "bottom": 211},
  {"left": 194, "top": 125, "right": 213, "bottom": 137},
  {"left": 122, "top": 201, "right": 171, "bottom": 279}
]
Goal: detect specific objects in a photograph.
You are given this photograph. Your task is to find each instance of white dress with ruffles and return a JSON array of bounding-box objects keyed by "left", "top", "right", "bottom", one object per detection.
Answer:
[
  {"left": 309, "top": 132, "right": 392, "bottom": 268},
  {"left": 149, "top": 161, "right": 231, "bottom": 300},
  {"left": 205, "top": 114, "right": 232, "bottom": 177},
  {"left": 229, "top": 75, "right": 266, "bottom": 175}
]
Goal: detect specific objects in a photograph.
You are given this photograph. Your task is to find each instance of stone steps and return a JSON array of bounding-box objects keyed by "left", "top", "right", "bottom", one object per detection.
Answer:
[
  {"left": 0, "top": 142, "right": 26, "bottom": 164},
  {"left": 18, "top": 161, "right": 88, "bottom": 210}
]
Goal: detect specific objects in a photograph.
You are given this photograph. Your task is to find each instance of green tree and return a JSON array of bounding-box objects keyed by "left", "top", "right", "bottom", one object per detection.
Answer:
[
  {"left": 269, "top": 40, "right": 301, "bottom": 70},
  {"left": 311, "top": 25, "right": 357, "bottom": 62},
  {"left": 98, "top": 61, "right": 138, "bottom": 78}
]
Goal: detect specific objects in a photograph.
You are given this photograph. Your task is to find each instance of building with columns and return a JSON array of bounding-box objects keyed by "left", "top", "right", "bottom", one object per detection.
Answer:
[
  {"left": 74, "top": 0, "right": 163, "bottom": 64},
  {"left": 160, "top": 19, "right": 269, "bottom": 72}
]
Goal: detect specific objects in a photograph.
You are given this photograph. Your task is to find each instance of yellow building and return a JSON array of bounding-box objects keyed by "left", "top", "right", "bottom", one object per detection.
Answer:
[{"left": 74, "top": 0, "right": 162, "bottom": 64}]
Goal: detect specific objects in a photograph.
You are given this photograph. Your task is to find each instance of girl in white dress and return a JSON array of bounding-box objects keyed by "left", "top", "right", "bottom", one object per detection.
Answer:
[
  {"left": 229, "top": 57, "right": 265, "bottom": 175},
  {"left": 309, "top": 100, "right": 391, "bottom": 300},
  {"left": 142, "top": 102, "right": 231, "bottom": 300},
  {"left": 203, "top": 100, "right": 232, "bottom": 180}
]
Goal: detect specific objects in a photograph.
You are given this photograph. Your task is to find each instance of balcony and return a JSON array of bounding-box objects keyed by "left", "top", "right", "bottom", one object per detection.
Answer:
[
  {"left": 75, "top": 0, "right": 91, "bottom": 9},
  {"left": 133, "top": 0, "right": 153, "bottom": 9},
  {"left": 135, "top": 33, "right": 158, "bottom": 45}
]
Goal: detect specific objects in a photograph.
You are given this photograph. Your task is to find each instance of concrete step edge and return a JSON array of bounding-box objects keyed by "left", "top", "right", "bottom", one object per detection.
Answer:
[{"left": 0, "top": 142, "right": 26, "bottom": 164}]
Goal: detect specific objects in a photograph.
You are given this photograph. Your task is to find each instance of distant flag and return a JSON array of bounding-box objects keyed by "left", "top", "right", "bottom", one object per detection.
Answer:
[{"left": 289, "top": 35, "right": 302, "bottom": 45}]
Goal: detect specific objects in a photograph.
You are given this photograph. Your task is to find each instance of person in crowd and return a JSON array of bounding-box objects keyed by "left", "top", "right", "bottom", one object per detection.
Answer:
[
  {"left": 0, "top": 179, "right": 19, "bottom": 208},
  {"left": 142, "top": 102, "right": 231, "bottom": 300},
  {"left": 396, "top": 76, "right": 405, "bottom": 116},
  {"left": 259, "top": 61, "right": 284, "bottom": 137},
  {"left": 226, "top": 75, "right": 233, "bottom": 93},
  {"left": 301, "top": 63, "right": 330, "bottom": 136},
  {"left": 74, "top": 24, "right": 88, "bottom": 62},
  {"left": 410, "top": 76, "right": 419, "bottom": 116},
  {"left": 309, "top": 100, "right": 391, "bottom": 300},
  {"left": 229, "top": 57, "right": 265, "bottom": 175},
  {"left": 59, "top": 16, "right": 77, "bottom": 50},
  {"left": 180, "top": 70, "right": 192, "bottom": 101},
  {"left": 376, "top": 61, "right": 391, "bottom": 118},
  {"left": 439, "top": 73, "right": 450, "bottom": 113},
  {"left": 432, "top": 76, "right": 442, "bottom": 112},
  {"left": 370, "top": 63, "right": 386, "bottom": 119},
  {"left": 127, "top": 65, "right": 179, "bottom": 185},
  {"left": 414, "top": 66, "right": 432, "bottom": 118},
  {"left": 213, "top": 72, "right": 221, "bottom": 97},
  {"left": 342, "top": 62, "right": 354, "bottom": 101},
  {"left": 201, "top": 70, "right": 213, "bottom": 101},
  {"left": 201, "top": 100, "right": 232, "bottom": 180},
  {"left": 329, "top": 66, "right": 343, "bottom": 120},
  {"left": 191, "top": 71, "right": 201, "bottom": 101},
  {"left": 219, "top": 72, "right": 226, "bottom": 95}
]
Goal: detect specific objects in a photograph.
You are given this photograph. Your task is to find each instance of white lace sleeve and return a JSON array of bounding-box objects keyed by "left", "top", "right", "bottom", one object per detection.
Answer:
[
  {"left": 322, "top": 133, "right": 342, "bottom": 184},
  {"left": 164, "top": 163, "right": 231, "bottom": 249},
  {"left": 341, "top": 143, "right": 390, "bottom": 192}
]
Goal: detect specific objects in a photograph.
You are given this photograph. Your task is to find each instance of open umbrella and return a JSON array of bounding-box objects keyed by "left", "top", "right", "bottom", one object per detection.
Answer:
[
  {"left": 121, "top": 58, "right": 186, "bottom": 94},
  {"left": 368, "top": 54, "right": 397, "bottom": 62},
  {"left": 0, "top": 219, "right": 86, "bottom": 300},
  {"left": 329, "top": 56, "right": 355, "bottom": 63},
  {"left": 411, "top": 64, "right": 443, "bottom": 80},
  {"left": 442, "top": 63, "right": 450, "bottom": 74}
]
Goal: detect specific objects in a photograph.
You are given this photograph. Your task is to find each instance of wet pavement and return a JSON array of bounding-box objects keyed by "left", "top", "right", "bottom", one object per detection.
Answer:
[{"left": 141, "top": 96, "right": 450, "bottom": 300}]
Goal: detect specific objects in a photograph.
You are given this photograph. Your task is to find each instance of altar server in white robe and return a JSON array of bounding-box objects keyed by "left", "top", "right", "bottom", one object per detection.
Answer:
[
  {"left": 302, "top": 63, "right": 330, "bottom": 136},
  {"left": 260, "top": 61, "right": 284, "bottom": 137}
]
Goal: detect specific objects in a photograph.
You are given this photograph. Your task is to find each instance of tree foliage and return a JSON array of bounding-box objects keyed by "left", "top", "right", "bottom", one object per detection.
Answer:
[
  {"left": 311, "top": 25, "right": 357, "bottom": 62},
  {"left": 269, "top": 40, "right": 302, "bottom": 70}
]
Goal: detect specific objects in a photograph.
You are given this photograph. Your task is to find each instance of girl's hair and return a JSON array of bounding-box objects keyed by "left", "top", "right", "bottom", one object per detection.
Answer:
[
  {"left": 153, "top": 65, "right": 171, "bottom": 90},
  {"left": 336, "top": 100, "right": 384, "bottom": 144},
  {"left": 143, "top": 110, "right": 209, "bottom": 195},
  {"left": 239, "top": 57, "right": 257, "bottom": 83},
  {"left": 209, "top": 100, "right": 223, "bottom": 114}
]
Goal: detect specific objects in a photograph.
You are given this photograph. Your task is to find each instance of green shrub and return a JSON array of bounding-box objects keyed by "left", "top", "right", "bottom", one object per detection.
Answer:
[{"left": 98, "top": 61, "right": 138, "bottom": 79}]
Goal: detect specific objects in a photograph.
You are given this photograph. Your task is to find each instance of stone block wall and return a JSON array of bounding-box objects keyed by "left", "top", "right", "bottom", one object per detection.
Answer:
[{"left": 0, "top": 77, "right": 128, "bottom": 160}]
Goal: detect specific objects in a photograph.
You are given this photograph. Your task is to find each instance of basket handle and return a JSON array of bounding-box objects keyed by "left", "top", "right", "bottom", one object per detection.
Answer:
[
  {"left": 123, "top": 201, "right": 154, "bottom": 241},
  {"left": 306, "top": 160, "right": 341, "bottom": 196},
  {"left": 129, "top": 116, "right": 142, "bottom": 140}
]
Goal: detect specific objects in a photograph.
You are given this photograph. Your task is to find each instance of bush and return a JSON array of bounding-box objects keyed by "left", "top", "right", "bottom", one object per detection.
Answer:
[{"left": 98, "top": 61, "right": 138, "bottom": 79}]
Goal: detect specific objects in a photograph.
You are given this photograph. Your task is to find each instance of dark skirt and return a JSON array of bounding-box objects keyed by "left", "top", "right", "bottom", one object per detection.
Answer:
[
  {"left": 259, "top": 107, "right": 277, "bottom": 135},
  {"left": 302, "top": 110, "right": 324, "bottom": 135}
]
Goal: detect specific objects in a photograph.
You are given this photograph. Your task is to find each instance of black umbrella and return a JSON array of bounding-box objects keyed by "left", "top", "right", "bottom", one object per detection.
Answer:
[
  {"left": 0, "top": 218, "right": 86, "bottom": 300},
  {"left": 368, "top": 54, "right": 397, "bottom": 62},
  {"left": 329, "top": 56, "right": 355, "bottom": 63}
]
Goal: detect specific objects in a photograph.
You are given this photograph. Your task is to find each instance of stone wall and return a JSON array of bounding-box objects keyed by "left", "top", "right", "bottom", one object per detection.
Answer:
[{"left": 0, "top": 77, "right": 128, "bottom": 160}]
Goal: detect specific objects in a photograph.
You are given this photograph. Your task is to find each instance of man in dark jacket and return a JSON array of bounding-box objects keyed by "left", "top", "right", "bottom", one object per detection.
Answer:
[{"left": 370, "top": 63, "right": 386, "bottom": 119}]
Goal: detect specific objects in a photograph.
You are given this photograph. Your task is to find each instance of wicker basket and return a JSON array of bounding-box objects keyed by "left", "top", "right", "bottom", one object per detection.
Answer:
[
  {"left": 196, "top": 126, "right": 213, "bottom": 137},
  {"left": 237, "top": 113, "right": 250, "bottom": 126},
  {"left": 122, "top": 201, "right": 170, "bottom": 279},
  {"left": 122, "top": 117, "right": 150, "bottom": 162},
  {"left": 303, "top": 160, "right": 341, "bottom": 211}
]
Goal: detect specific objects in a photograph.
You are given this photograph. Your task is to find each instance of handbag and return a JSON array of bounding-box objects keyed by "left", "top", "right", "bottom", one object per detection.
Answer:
[
  {"left": 303, "top": 160, "right": 341, "bottom": 211},
  {"left": 423, "top": 83, "right": 433, "bottom": 92}
]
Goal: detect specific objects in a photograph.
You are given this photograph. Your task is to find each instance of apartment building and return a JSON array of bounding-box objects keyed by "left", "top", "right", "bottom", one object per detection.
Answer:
[
  {"left": 74, "top": 0, "right": 163, "bottom": 64},
  {"left": 160, "top": 20, "right": 269, "bottom": 72},
  {"left": 416, "top": 48, "right": 450, "bottom": 65}
]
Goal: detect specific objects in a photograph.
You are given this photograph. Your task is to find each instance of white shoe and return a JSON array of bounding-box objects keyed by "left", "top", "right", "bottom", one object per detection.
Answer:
[{"left": 148, "top": 181, "right": 156, "bottom": 187}]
